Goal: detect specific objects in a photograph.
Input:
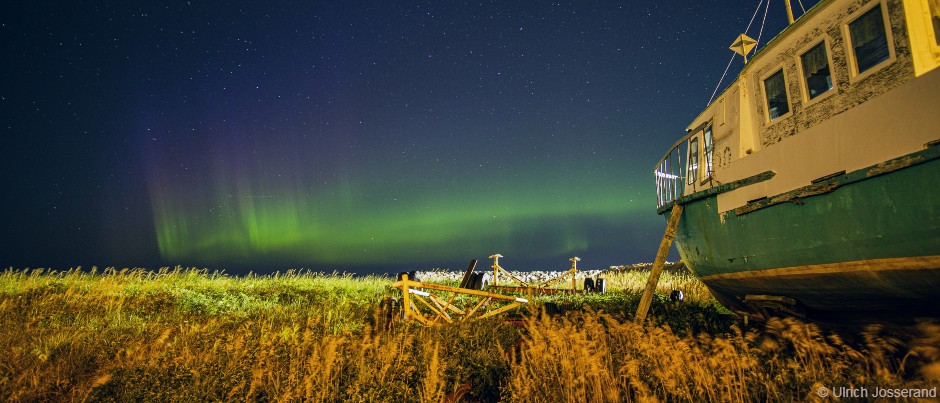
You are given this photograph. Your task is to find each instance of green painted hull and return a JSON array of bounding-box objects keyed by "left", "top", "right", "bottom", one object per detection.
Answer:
[{"left": 666, "top": 147, "right": 940, "bottom": 318}]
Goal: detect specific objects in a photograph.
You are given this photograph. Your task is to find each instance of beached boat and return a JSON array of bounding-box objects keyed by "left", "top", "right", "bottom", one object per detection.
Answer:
[{"left": 654, "top": 0, "right": 940, "bottom": 319}]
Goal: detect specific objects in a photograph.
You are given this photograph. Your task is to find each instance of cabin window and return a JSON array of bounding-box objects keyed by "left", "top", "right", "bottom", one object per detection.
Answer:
[
  {"left": 848, "top": 4, "right": 890, "bottom": 74},
  {"left": 704, "top": 125, "right": 714, "bottom": 176},
  {"left": 763, "top": 69, "right": 789, "bottom": 120},
  {"left": 800, "top": 42, "right": 833, "bottom": 99},
  {"left": 688, "top": 137, "right": 699, "bottom": 185},
  {"left": 931, "top": 0, "right": 940, "bottom": 44}
]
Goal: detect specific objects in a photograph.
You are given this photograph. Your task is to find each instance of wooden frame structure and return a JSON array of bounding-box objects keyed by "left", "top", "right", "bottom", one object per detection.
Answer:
[
  {"left": 391, "top": 274, "right": 528, "bottom": 326},
  {"left": 488, "top": 254, "right": 585, "bottom": 295}
]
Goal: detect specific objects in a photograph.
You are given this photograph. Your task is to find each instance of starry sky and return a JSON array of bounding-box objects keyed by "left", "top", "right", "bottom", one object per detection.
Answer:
[{"left": 1, "top": 1, "right": 818, "bottom": 275}]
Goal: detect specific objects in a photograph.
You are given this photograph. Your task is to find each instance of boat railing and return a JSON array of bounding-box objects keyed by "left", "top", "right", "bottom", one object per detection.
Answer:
[{"left": 654, "top": 133, "right": 692, "bottom": 209}]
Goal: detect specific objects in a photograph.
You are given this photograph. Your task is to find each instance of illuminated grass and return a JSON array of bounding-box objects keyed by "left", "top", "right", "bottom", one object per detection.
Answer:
[{"left": 0, "top": 267, "right": 937, "bottom": 401}]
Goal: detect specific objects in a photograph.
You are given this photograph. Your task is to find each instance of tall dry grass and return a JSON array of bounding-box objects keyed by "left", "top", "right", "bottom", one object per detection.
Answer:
[
  {"left": 508, "top": 311, "right": 940, "bottom": 402},
  {"left": 0, "top": 267, "right": 937, "bottom": 402},
  {"left": 0, "top": 267, "right": 516, "bottom": 401}
]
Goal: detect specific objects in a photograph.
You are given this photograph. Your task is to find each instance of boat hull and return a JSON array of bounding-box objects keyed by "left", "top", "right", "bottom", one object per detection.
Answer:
[{"left": 668, "top": 148, "right": 940, "bottom": 319}]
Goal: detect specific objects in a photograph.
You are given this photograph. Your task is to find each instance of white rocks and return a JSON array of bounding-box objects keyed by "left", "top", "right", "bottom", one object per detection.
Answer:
[{"left": 415, "top": 268, "right": 607, "bottom": 284}]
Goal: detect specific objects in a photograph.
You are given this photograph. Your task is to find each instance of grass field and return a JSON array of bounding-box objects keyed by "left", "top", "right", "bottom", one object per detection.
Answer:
[{"left": 1, "top": 266, "right": 937, "bottom": 401}]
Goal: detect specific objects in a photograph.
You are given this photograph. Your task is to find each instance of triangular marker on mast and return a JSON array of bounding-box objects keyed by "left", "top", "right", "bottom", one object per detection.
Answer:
[{"left": 730, "top": 33, "right": 757, "bottom": 63}]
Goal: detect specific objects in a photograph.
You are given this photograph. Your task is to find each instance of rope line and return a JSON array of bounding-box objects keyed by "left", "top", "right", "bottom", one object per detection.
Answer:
[
  {"left": 706, "top": 54, "right": 737, "bottom": 107},
  {"left": 753, "top": 0, "right": 772, "bottom": 59},
  {"left": 705, "top": 0, "right": 767, "bottom": 107},
  {"left": 745, "top": 0, "right": 767, "bottom": 33}
]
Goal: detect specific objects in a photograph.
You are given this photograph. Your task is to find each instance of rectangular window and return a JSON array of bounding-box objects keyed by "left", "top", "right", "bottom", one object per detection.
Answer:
[
  {"left": 849, "top": 4, "right": 890, "bottom": 74},
  {"left": 704, "top": 125, "right": 714, "bottom": 176},
  {"left": 800, "top": 42, "right": 833, "bottom": 99},
  {"left": 931, "top": 0, "right": 940, "bottom": 45},
  {"left": 763, "top": 69, "right": 789, "bottom": 120},
  {"left": 688, "top": 137, "right": 699, "bottom": 185}
]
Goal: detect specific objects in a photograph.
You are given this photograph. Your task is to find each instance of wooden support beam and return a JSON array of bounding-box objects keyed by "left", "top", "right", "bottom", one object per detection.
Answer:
[
  {"left": 478, "top": 302, "right": 523, "bottom": 320},
  {"left": 458, "top": 259, "right": 477, "bottom": 289},
  {"left": 635, "top": 203, "right": 684, "bottom": 323},
  {"left": 462, "top": 297, "right": 491, "bottom": 321}
]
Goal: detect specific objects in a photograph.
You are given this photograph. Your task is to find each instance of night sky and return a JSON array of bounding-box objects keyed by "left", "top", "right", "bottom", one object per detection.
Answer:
[{"left": 1, "top": 1, "right": 817, "bottom": 275}]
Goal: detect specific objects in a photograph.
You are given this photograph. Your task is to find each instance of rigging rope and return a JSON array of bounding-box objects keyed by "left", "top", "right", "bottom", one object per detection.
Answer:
[
  {"left": 744, "top": 0, "right": 767, "bottom": 33},
  {"left": 753, "top": 0, "right": 772, "bottom": 60},
  {"left": 797, "top": 0, "right": 806, "bottom": 13},
  {"left": 706, "top": 54, "right": 737, "bottom": 107},
  {"left": 706, "top": 0, "right": 768, "bottom": 106}
]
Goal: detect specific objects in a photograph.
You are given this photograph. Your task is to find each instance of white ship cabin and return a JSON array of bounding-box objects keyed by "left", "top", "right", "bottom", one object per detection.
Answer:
[{"left": 655, "top": 0, "right": 940, "bottom": 212}]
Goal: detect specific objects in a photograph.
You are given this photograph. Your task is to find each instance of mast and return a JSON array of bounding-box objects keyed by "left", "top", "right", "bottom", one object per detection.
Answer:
[{"left": 784, "top": 0, "right": 795, "bottom": 24}]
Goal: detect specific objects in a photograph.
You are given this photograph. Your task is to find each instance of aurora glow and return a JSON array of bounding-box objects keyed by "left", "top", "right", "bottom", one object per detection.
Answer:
[
  {"left": 3, "top": 1, "right": 812, "bottom": 273},
  {"left": 143, "top": 121, "right": 654, "bottom": 268}
]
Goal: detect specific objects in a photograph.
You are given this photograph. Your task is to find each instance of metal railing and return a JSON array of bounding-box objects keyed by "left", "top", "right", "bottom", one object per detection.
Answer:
[{"left": 654, "top": 134, "right": 691, "bottom": 209}]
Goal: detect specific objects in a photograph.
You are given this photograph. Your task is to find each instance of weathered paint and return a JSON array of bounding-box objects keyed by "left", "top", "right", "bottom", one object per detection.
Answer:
[
  {"left": 668, "top": 0, "right": 940, "bottom": 213},
  {"left": 665, "top": 148, "right": 940, "bottom": 316},
  {"left": 656, "top": 170, "right": 776, "bottom": 215},
  {"left": 653, "top": 0, "right": 940, "bottom": 318},
  {"left": 754, "top": 0, "right": 916, "bottom": 148},
  {"left": 715, "top": 62, "right": 940, "bottom": 212}
]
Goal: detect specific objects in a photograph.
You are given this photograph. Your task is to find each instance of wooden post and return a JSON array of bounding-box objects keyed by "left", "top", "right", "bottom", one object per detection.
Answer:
[
  {"left": 569, "top": 257, "right": 580, "bottom": 291},
  {"left": 401, "top": 273, "right": 411, "bottom": 321},
  {"left": 489, "top": 254, "right": 503, "bottom": 286},
  {"left": 635, "top": 203, "right": 684, "bottom": 323}
]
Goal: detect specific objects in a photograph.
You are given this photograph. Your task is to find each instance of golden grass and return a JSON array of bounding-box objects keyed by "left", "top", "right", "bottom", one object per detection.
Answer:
[
  {"left": 508, "top": 313, "right": 940, "bottom": 402},
  {"left": 0, "top": 267, "right": 936, "bottom": 402}
]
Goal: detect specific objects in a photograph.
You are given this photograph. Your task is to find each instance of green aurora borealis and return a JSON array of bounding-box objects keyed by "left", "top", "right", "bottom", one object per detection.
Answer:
[{"left": 147, "top": 140, "right": 653, "bottom": 269}]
